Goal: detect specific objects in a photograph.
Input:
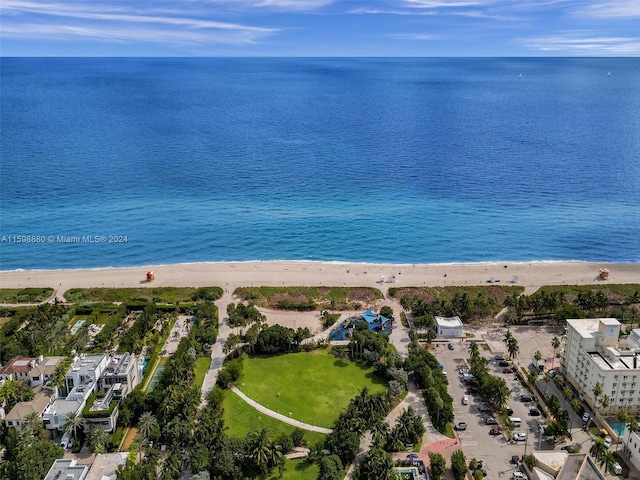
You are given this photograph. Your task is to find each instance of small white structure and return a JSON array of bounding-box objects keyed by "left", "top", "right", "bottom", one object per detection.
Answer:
[{"left": 435, "top": 316, "right": 463, "bottom": 338}]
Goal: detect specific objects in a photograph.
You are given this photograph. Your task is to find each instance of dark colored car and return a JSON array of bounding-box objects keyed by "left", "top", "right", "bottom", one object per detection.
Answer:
[
  {"left": 448, "top": 343, "right": 454, "bottom": 350},
  {"left": 521, "top": 395, "right": 533, "bottom": 402},
  {"left": 529, "top": 408, "right": 541, "bottom": 416},
  {"left": 511, "top": 455, "right": 520, "bottom": 465},
  {"left": 503, "top": 367, "right": 514, "bottom": 373},
  {"left": 499, "top": 360, "right": 510, "bottom": 367},
  {"left": 489, "top": 427, "right": 503, "bottom": 435},
  {"left": 407, "top": 453, "right": 419, "bottom": 459}
]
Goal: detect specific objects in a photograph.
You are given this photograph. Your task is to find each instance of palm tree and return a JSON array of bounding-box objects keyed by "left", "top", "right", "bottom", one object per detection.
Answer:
[
  {"left": 534, "top": 350, "right": 542, "bottom": 363},
  {"left": 599, "top": 394, "right": 611, "bottom": 415},
  {"left": 543, "top": 371, "right": 552, "bottom": 397},
  {"left": 137, "top": 411, "right": 158, "bottom": 441},
  {"left": 616, "top": 410, "right": 628, "bottom": 452},
  {"left": 600, "top": 450, "right": 617, "bottom": 473},
  {"left": 249, "top": 429, "right": 271, "bottom": 469},
  {"left": 63, "top": 411, "right": 85, "bottom": 444},
  {"left": 551, "top": 336, "right": 561, "bottom": 370},
  {"left": 21, "top": 411, "right": 43, "bottom": 436},
  {"left": 589, "top": 437, "right": 606, "bottom": 462},
  {"left": 506, "top": 336, "right": 520, "bottom": 361},
  {"left": 87, "top": 426, "right": 110, "bottom": 454}
]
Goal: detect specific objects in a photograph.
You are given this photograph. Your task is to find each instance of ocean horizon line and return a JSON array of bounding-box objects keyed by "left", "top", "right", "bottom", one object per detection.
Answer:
[{"left": 2, "top": 258, "right": 637, "bottom": 275}]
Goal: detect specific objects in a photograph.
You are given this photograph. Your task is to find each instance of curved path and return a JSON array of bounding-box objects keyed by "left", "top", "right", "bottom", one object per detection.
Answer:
[{"left": 230, "top": 386, "right": 333, "bottom": 434}]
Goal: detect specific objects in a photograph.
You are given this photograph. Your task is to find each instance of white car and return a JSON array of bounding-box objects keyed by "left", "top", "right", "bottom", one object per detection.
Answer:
[
  {"left": 462, "top": 395, "right": 469, "bottom": 405},
  {"left": 582, "top": 412, "right": 590, "bottom": 423},
  {"left": 512, "top": 473, "right": 528, "bottom": 480},
  {"left": 604, "top": 436, "right": 612, "bottom": 448},
  {"left": 513, "top": 432, "right": 527, "bottom": 441}
]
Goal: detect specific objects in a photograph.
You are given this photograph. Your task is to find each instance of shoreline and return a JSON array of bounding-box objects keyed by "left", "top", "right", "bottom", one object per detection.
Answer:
[{"left": 1, "top": 261, "right": 638, "bottom": 296}]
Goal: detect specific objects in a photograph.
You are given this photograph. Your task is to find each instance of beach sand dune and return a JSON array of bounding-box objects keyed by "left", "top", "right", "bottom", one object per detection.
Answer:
[{"left": 1, "top": 261, "right": 638, "bottom": 302}]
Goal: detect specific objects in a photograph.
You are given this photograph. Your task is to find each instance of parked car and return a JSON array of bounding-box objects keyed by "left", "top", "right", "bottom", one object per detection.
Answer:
[
  {"left": 462, "top": 395, "right": 469, "bottom": 405},
  {"left": 613, "top": 463, "right": 622, "bottom": 474},
  {"left": 582, "top": 412, "right": 590, "bottom": 423},
  {"left": 506, "top": 406, "right": 514, "bottom": 415},
  {"left": 529, "top": 408, "right": 541, "bottom": 416},
  {"left": 510, "top": 455, "right": 520, "bottom": 465},
  {"left": 467, "top": 385, "right": 480, "bottom": 393},
  {"left": 478, "top": 404, "right": 491, "bottom": 412},
  {"left": 512, "top": 473, "right": 528, "bottom": 480},
  {"left": 549, "top": 369, "right": 557, "bottom": 378},
  {"left": 489, "top": 427, "right": 503, "bottom": 436},
  {"left": 454, "top": 422, "right": 467, "bottom": 431},
  {"left": 448, "top": 343, "right": 454, "bottom": 350},
  {"left": 499, "top": 360, "right": 510, "bottom": 367},
  {"left": 503, "top": 367, "right": 514, "bottom": 373},
  {"left": 520, "top": 395, "right": 533, "bottom": 402},
  {"left": 485, "top": 416, "right": 498, "bottom": 425},
  {"left": 407, "top": 453, "right": 419, "bottom": 459},
  {"left": 495, "top": 355, "right": 505, "bottom": 361},
  {"left": 604, "top": 436, "right": 612, "bottom": 448},
  {"left": 513, "top": 432, "right": 527, "bottom": 441}
]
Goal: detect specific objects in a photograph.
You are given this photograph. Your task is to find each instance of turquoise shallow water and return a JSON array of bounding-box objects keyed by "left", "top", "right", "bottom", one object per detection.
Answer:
[{"left": 1, "top": 58, "right": 639, "bottom": 270}]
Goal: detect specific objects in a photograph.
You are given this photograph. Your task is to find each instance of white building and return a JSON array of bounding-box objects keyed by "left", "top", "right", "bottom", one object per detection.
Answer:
[
  {"left": 562, "top": 318, "right": 640, "bottom": 415},
  {"left": 42, "top": 354, "right": 108, "bottom": 432},
  {"left": 43, "top": 459, "right": 88, "bottom": 480},
  {"left": 434, "top": 316, "right": 463, "bottom": 338},
  {"left": 622, "top": 429, "right": 640, "bottom": 471}
]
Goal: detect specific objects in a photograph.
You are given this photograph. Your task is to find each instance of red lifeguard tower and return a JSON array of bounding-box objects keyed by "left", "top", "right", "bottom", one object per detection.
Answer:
[{"left": 146, "top": 271, "right": 155, "bottom": 282}]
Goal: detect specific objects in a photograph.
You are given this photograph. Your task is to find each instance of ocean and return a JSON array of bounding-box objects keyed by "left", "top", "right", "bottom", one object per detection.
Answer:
[{"left": 1, "top": 57, "right": 639, "bottom": 270}]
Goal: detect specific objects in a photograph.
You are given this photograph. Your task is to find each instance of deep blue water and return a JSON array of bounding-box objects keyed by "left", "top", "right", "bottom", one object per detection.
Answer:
[{"left": 1, "top": 57, "right": 639, "bottom": 270}]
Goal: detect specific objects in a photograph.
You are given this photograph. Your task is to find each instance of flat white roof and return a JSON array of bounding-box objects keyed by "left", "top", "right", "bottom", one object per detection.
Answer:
[
  {"left": 435, "top": 316, "right": 463, "bottom": 327},
  {"left": 567, "top": 318, "right": 619, "bottom": 339}
]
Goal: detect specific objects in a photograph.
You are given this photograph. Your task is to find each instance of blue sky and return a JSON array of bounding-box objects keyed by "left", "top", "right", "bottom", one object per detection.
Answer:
[{"left": 1, "top": 0, "right": 639, "bottom": 56}]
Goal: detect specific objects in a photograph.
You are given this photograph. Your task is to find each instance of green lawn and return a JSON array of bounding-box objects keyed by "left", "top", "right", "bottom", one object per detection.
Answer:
[
  {"left": 0, "top": 287, "right": 54, "bottom": 303},
  {"left": 236, "top": 349, "right": 387, "bottom": 429},
  {"left": 267, "top": 458, "right": 320, "bottom": 480},
  {"left": 194, "top": 357, "right": 211, "bottom": 388},
  {"left": 222, "top": 389, "right": 326, "bottom": 445}
]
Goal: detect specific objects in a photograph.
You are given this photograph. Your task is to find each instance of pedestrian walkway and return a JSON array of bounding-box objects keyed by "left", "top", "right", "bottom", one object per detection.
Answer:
[{"left": 230, "top": 386, "right": 332, "bottom": 434}]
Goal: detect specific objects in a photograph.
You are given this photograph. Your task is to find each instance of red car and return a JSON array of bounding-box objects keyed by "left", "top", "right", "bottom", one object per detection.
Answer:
[
  {"left": 489, "top": 428, "right": 503, "bottom": 436},
  {"left": 503, "top": 367, "right": 513, "bottom": 373}
]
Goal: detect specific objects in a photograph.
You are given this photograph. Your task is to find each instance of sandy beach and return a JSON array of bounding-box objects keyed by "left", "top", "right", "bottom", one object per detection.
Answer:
[{"left": 0, "top": 261, "right": 638, "bottom": 300}]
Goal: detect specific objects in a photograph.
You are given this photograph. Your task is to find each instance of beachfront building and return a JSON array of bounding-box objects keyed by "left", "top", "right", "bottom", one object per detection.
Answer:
[
  {"left": 524, "top": 452, "right": 606, "bottom": 480},
  {"left": 86, "top": 453, "right": 127, "bottom": 480},
  {"left": 99, "top": 352, "right": 142, "bottom": 397},
  {"left": 43, "top": 459, "right": 88, "bottom": 480},
  {"left": 621, "top": 429, "right": 640, "bottom": 471},
  {"left": 3, "top": 384, "right": 56, "bottom": 430},
  {"left": 42, "top": 354, "right": 108, "bottom": 432},
  {"left": 0, "top": 355, "right": 40, "bottom": 384},
  {"left": 562, "top": 318, "right": 640, "bottom": 415},
  {"left": 434, "top": 316, "right": 464, "bottom": 338}
]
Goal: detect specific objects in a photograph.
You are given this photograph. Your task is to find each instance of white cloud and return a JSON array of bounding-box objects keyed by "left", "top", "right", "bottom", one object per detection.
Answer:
[
  {"left": 403, "top": 0, "right": 485, "bottom": 7},
  {"left": 522, "top": 32, "right": 640, "bottom": 55},
  {"left": 579, "top": 0, "right": 640, "bottom": 19},
  {"left": 1, "top": 1, "right": 277, "bottom": 45},
  {"left": 389, "top": 33, "right": 437, "bottom": 40}
]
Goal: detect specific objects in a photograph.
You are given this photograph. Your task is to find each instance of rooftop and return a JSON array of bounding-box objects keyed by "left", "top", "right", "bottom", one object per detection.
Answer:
[
  {"left": 435, "top": 316, "right": 463, "bottom": 327},
  {"left": 0, "top": 355, "right": 38, "bottom": 375},
  {"left": 4, "top": 387, "right": 54, "bottom": 423},
  {"left": 69, "top": 354, "right": 106, "bottom": 377},
  {"left": 86, "top": 453, "right": 127, "bottom": 480},
  {"left": 567, "top": 319, "right": 603, "bottom": 339},
  {"left": 43, "top": 459, "right": 88, "bottom": 480}
]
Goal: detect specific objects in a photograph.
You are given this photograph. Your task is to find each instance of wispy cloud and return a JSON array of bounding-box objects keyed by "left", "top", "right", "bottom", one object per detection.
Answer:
[
  {"left": 522, "top": 31, "right": 640, "bottom": 55},
  {"left": 403, "top": 0, "right": 485, "bottom": 7},
  {"left": 389, "top": 33, "right": 438, "bottom": 40},
  {"left": 579, "top": 0, "right": 640, "bottom": 19},
  {"left": 1, "top": 1, "right": 277, "bottom": 46}
]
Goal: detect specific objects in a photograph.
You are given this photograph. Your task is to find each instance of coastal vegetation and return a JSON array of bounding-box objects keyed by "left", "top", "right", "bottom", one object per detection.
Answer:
[
  {"left": 235, "top": 286, "right": 383, "bottom": 311},
  {"left": 64, "top": 286, "right": 223, "bottom": 304},
  {"left": 0, "top": 287, "right": 53, "bottom": 303},
  {"left": 390, "top": 285, "right": 523, "bottom": 326},
  {"left": 502, "top": 283, "right": 640, "bottom": 327}
]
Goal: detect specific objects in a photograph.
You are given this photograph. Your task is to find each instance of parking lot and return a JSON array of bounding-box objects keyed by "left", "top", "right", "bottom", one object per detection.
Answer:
[{"left": 435, "top": 342, "right": 541, "bottom": 480}]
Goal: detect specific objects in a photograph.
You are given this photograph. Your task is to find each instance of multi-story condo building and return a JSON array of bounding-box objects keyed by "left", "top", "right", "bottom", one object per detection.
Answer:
[{"left": 562, "top": 318, "right": 640, "bottom": 415}]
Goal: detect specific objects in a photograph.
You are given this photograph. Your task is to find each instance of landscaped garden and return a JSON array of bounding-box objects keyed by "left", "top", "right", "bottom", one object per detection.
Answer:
[{"left": 233, "top": 349, "right": 388, "bottom": 428}]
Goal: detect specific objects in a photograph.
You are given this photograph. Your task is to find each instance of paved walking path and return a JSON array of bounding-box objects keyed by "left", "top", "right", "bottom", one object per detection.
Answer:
[{"left": 230, "top": 386, "right": 333, "bottom": 434}]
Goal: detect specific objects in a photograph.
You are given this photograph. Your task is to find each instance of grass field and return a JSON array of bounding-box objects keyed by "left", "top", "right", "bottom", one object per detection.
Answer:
[
  {"left": 194, "top": 357, "right": 211, "bottom": 388},
  {"left": 222, "top": 389, "right": 327, "bottom": 446},
  {"left": 64, "top": 286, "right": 222, "bottom": 304},
  {"left": 267, "top": 458, "right": 320, "bottom": 480},
  {"left": 235, "top": 349, "right": 387, "bottom": 429}
]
